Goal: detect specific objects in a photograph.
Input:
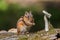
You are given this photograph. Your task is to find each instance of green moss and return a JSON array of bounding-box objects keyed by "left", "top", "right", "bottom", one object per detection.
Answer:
[{"left": 18, "top": 35, "right": 28, "bottom": 40}]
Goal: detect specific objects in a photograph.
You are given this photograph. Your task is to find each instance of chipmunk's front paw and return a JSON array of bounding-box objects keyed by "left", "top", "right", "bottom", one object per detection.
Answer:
[{"left": 33, "top": 23, "right": 35, "bottom": 25}]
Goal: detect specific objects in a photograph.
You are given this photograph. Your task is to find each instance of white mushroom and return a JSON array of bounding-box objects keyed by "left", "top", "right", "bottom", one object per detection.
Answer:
[{"left": 42, "top": 10, "right": 52, "bottom": 32}]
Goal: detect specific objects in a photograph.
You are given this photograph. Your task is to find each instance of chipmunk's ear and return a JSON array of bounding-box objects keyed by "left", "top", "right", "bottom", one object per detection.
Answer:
[
  {"left": 24, "top": 11, "right": 29, "bottom": 16},
  {"left": 25, "top": 11, "right": 28, "bottom": 15},
  {"left": 29, "top": 11, "right": 33, "bottom": 17}
]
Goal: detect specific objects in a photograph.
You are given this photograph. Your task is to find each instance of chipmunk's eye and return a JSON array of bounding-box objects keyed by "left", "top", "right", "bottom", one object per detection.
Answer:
[{"left": 28, "top": 16, "right": 29, "bottom": 18}]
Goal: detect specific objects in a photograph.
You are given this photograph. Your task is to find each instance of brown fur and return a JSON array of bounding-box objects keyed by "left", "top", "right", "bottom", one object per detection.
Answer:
[{"left": 17, "top": 11, "right": 35, "bottom": 35}]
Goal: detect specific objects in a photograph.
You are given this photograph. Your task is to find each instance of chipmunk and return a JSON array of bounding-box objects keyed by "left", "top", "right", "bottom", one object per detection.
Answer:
[{"left": 17, "top": 11, "right": 35, "bottom": 35}]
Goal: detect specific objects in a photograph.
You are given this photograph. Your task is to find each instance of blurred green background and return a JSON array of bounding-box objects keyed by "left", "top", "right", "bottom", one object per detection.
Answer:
[{"left": 0, "top": 0, "right": 60, "bottom": 32}]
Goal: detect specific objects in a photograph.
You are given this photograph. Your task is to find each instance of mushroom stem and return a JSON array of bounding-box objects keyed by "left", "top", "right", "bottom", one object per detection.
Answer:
[{"left": 44, "top": 15, "right": 49, "bottom": 31}]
